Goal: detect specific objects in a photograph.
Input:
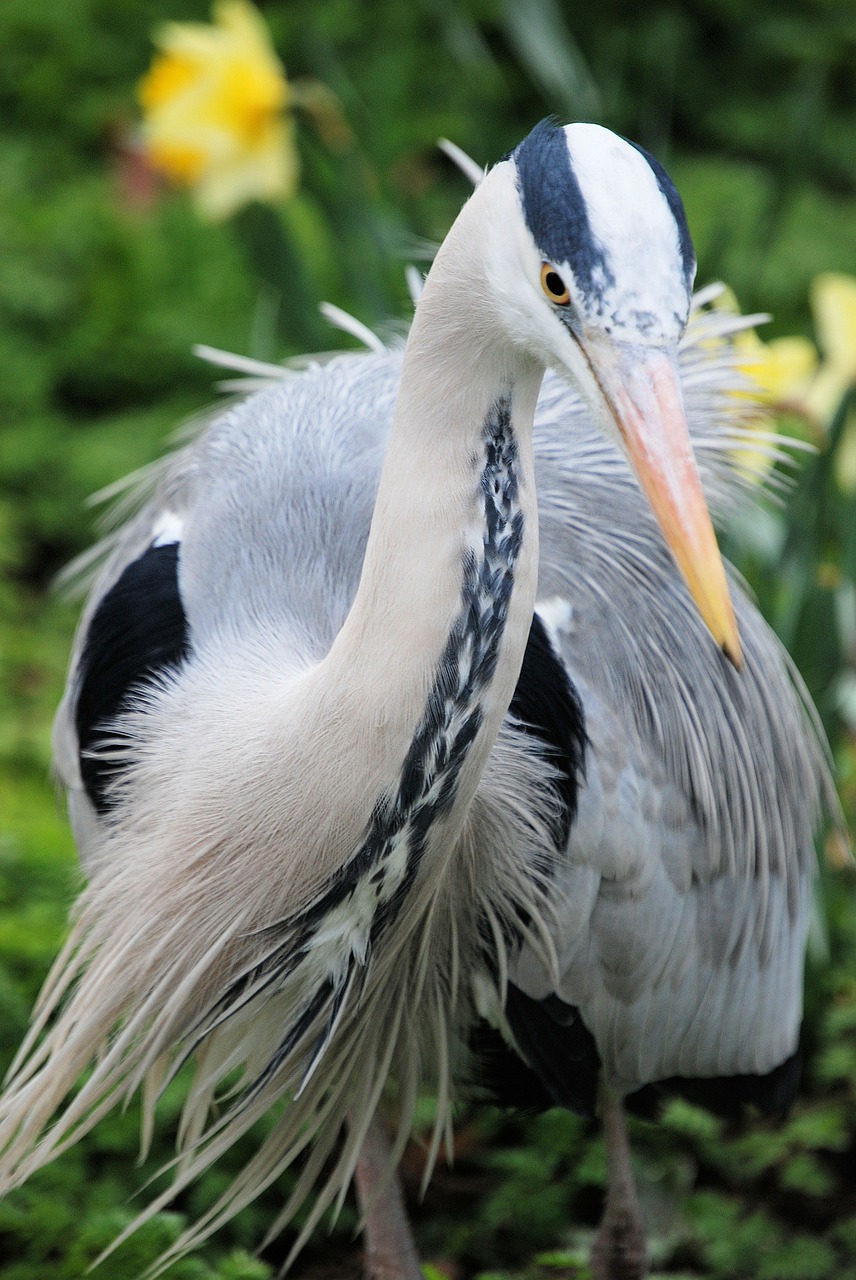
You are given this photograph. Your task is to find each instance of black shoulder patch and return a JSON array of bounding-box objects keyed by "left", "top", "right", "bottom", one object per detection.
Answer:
[
  {"left": 508, "top": 612, "right": 586, "bottom": 850},
  {"left": 513, "top": 118, "right": 613, "bottom": 303},
  {"left": 74, "top": 541, "right": 189, "bottom": 815},
  {"left": 626, "top": 139, "right": 696, "bottom": 290}
]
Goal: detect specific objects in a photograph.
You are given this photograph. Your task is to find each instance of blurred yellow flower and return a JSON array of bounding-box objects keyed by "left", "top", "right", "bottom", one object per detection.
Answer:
[
  {"left": 729, "top": 273, "right": 856, "bottom": 429},
  {"left": 804, "top": 273, "right": 856, "bottom": 426},
  {"left": 138, "top": 0, "right": 296, "bottom": 220},
  {"left": 700, "top": 287, "right": 816, "bottom": 479},
  {"left": 707, "top": 286, "right": 817, "bottom": 413},
  {"left": 723, "top": 273, "right": 856, "bottom": 492},
  {"left": 733, "top": 327, "right": 818, "bottom": 408},
  {"left": 724, "top": 328, "right": 817, "bottom": 480}
]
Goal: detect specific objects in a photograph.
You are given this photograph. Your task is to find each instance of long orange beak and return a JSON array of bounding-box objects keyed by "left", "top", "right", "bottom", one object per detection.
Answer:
[{"left": 583, "top": 334, "right": 742, "bottom": 668}]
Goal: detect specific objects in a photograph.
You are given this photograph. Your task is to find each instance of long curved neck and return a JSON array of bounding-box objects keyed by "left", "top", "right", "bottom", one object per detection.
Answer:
[{"left": 322, "top": 195, "right": 545, "bottom": 860}]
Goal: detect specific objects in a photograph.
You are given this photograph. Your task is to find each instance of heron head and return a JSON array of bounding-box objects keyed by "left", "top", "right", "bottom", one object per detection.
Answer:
[{"left": 479, "top": 119, "right": 740, "bottom": 667}]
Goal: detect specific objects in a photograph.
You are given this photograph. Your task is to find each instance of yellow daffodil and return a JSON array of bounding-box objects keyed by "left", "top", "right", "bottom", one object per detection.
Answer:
[
  {"left": 706, "top": 286, "right": 817, "bottom": 414},
  {"left": 138, "top": 0, "right": 296, "bottom": 220},
  {"left": 739, "top": 272, "right": 856, "bottom": 434},
  {"left": 700, "top": 287, "right": 816, "bottom": 480},
  {"left": 733, "top": 328, "right": 818, "bottom": 409},
  {"left": 793, "top": 273, "right": 856, "bottom": 493},
  {"left": 804, "top": 273, "right": 856, "bottom": 426},
  {"left": 726, "top": 327, "right": 818, "bottom": 479},
  {"left": 725, "top": 274, "right": 856, "bottom": 487}
]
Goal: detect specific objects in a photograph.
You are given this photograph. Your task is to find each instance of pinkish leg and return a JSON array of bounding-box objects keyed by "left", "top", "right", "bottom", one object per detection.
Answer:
[
  {"left": 354, "top": 1114, "right": 422, "bottom": 1280},
  {"left": 590, "top": 1084, "right": 648, "bottom": 1280}
]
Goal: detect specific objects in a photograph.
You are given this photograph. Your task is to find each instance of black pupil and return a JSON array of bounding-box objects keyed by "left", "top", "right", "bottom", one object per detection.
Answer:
[{"left": 545, "top": 271, "right": 565, "bottom": 297}]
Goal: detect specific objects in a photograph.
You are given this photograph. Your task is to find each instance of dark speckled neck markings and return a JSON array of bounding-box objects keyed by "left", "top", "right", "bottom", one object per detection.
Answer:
[
  {"left": 626, "top": 139, "right": 696, "bottom": 290},
  {"left": 321, "top": 391, "right": 523, "bottom": 925},
  {"left": 514, "top": 118, "right": 614, "bottom": 306},
  {"left": 204, "top": 395, "right": 527, "bottom": 1082}
]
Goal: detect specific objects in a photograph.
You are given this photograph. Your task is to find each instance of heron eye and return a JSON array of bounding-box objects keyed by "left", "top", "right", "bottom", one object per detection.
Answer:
[{"left": 540, "top": 263, "right": 571, "bottom": 305}]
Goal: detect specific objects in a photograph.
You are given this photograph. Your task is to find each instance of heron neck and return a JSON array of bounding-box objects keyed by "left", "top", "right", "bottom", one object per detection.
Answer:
[{"left": 323, "top": 245, "right": 544, "bottom": 857}]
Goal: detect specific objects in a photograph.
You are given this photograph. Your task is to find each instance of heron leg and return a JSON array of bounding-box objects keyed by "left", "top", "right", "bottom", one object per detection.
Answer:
[
  {"left": 590, "top": 1083, "right": 648, "bottom": 1280},
  {"left": 354, "top": 1114, "right": 422, "bottom": 1280}
]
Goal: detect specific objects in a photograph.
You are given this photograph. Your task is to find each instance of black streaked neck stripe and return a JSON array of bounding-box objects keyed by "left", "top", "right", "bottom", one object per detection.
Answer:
[{"left": 309, "top": 391, "right": 523, "bottom": 933}]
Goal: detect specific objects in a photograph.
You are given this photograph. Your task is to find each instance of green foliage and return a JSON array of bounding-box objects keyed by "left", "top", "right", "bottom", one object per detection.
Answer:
[{"left": 1, "top": 0, "right": 856, "bottom": 1277}]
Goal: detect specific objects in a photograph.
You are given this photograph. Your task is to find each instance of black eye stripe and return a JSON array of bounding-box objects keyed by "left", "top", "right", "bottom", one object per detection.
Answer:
[{"left": 515, "top": 119, "right": 612, "bottom": 303}]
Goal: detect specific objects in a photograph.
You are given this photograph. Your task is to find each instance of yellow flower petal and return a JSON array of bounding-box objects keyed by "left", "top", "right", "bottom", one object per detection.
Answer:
[
  {"left": 811, "top": 272, "right": 856, "bottom": 381},
  {"left": 736, "top": 333, "right": 818, "bottom": 404},
  {"left": 146, "top": 138, "right": 209, "bottom": 186},
  {"left": 803, "top": 363, "right": 851, "bottom": 430},
  {"left": 730, "top": 322, "right": 817, "bottom": 410},
  {"left": 218, "top": 59, "right": 287, "bottom": 142},
  {"left": 214, "top": 0, "right": 277, "bottom": 51},
  {"left": 710, "top": 273, "right": 856, "bottom": 437},
  {"left": 138, "top": 53, "right": 198, "bottom": 111},
  {"left": 194, "top": 118, "right": 299, "bottom": 220},
  {"left": 138, "top": 0, "right": 296, "bottom": 220}
]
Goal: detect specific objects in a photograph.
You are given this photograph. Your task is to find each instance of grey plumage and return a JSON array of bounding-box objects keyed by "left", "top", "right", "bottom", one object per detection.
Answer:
[{"left": 0, "top": 123, "right": 837, "bottom": 1276}]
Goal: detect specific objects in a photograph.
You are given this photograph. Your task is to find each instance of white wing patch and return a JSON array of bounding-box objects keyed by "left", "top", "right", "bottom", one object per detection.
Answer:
[
  {"left": 535, "top": 596, "right": 574, "bottom": 652},
  {"left": 152, "top": 511, "right": 184, "bottom": 547}
]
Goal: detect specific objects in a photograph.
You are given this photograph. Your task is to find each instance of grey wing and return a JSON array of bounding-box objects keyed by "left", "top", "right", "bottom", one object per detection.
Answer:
[
  {"left": 516, "top": 631, "right": 815, "bottom": 1095},
  {"left": 506, "top": 367, "right": 833, "bottom": 1095},
  {"left": 53, "top": 351, "right": 399, "bottom": 867}
]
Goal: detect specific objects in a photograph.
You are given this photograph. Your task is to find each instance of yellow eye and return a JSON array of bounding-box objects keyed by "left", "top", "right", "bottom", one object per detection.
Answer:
[{"left": 540, "top": 263, "right": 570, "bottom": 305}]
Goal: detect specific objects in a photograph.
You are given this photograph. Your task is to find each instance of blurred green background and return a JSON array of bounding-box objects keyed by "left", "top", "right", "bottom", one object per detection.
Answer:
[{"left": 2, "top": 0, "right": 856, "bottom": 1276}]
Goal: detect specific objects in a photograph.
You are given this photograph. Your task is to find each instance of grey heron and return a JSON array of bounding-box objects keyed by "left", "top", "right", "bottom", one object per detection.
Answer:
[{"left": 0, "top": 121, "right": 835, "bottom": 1280}]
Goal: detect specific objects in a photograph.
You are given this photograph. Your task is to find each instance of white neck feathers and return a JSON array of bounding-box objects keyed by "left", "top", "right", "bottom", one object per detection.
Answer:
[{"left": 323, "top": 175, "right": 545, "bottom": 861}]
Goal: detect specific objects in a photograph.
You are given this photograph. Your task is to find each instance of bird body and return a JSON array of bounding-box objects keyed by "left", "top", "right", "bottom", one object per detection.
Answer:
[{"left": 0, "top": 122, "right": 835, "bottom": 1274}]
